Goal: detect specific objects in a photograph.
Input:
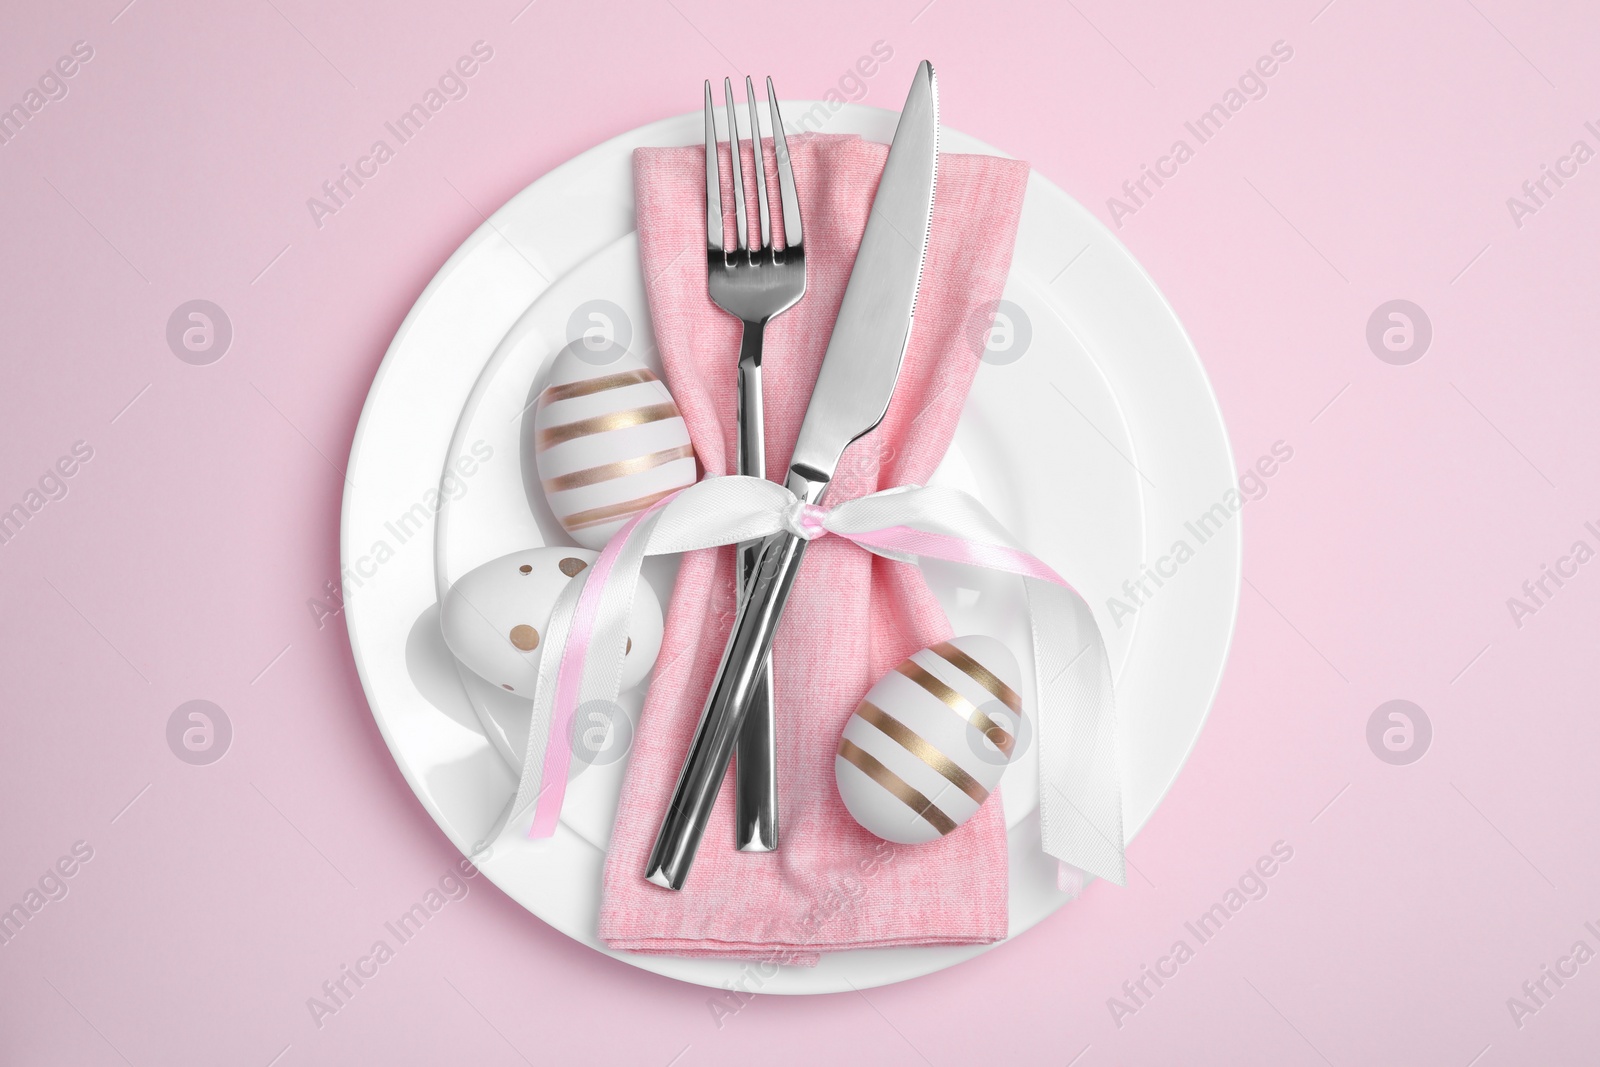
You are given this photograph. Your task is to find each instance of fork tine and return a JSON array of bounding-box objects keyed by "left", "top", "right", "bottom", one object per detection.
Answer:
[
  {"left": 704, "top": 80, "right": 725, "bottom": 255},
  {"left": 766, "top": 77, "right": 802, "bottom": 250},
  {"left": 724, "top": 77, "right": 748, "bottom": 254},
  {"left": 745, "top": 76, "right": 772, "bottom": 252}
]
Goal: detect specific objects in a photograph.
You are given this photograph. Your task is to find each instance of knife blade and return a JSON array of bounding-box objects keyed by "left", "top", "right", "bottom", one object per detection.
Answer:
[{"left": 645, "top": 60, "right": 940, "bottom": 890}]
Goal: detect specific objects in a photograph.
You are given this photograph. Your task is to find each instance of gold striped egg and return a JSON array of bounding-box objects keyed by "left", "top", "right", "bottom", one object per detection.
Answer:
[
  {"left": 835, "top": 636, "right": 1025, "bottom": 844},
  {"left": 532, "top": 344, "right": 697, "bottom": 549}
]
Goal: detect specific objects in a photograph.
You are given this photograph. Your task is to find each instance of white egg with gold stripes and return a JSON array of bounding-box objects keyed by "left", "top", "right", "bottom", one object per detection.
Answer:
[
  {"left": 532, "top": 343, "right": 698, "bottom": 549},
  {"left": 835, "top": 636, "right": 1025, "bottom": 845}
]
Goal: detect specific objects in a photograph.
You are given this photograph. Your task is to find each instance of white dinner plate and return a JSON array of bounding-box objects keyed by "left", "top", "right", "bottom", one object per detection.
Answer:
[{"left": 342, "top": 103, "right": 1239, "bottom": 993}]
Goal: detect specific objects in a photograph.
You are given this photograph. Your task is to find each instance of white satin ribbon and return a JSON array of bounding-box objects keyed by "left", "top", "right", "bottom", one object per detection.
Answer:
[{"left": 501, "top": 476, "right": 1126, "bottom": 889}]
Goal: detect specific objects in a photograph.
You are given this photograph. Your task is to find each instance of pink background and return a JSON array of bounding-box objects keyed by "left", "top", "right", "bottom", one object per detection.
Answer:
[{"left": 1, "top": 0, "right": 1594, "bottom": 1064}]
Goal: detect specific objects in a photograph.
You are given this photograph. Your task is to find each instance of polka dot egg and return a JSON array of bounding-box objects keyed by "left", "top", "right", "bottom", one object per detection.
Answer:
[
  {"left": 440, "top": 547, "right": 663, "bottom": 695},
  {"left": 835, "top": 636, "right": 1024, "bottom": 844},
  {"left": 532, "top": 344, "right": 698, "bottom": 549}
]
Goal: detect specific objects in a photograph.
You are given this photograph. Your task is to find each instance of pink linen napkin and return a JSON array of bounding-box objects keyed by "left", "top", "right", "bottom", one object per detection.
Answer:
[{"left": 598, "top": 132, "right": 1029, "bottom": 962}]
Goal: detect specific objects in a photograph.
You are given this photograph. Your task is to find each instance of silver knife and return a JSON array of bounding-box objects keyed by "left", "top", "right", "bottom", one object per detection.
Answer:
[{"left": 645, "top": 60, "right": 939, "bottom": 890}]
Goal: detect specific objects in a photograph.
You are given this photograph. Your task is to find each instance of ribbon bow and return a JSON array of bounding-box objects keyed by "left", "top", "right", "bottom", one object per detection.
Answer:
[{"left": 504, "top": 475, "right": 1126, "bottom": 889}]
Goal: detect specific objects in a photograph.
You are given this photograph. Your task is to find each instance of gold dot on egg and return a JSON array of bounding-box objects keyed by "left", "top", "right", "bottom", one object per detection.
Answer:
[
  {"left": 519, "top": 564, "right": 532, "bottom": 574},
  {"left": 509, "top": 625, "right": 540, "bottom": 651},
  {"left": 559, "top": 557, "right": 588, "bottom": 577},
  {"left": 625, "top": 637, "right": 633, "bottom": 655}
]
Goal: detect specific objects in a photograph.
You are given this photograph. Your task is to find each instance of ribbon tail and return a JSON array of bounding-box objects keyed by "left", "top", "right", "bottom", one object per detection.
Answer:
[
  {"left": 503, "top": 568, "right": 588, "bottom": 839},
  {"left": 1056, "top": 862, "right": 1087, "bottom": 900},
  {"left": 528, "top": 503, "right": 662, "bottom": 837},
  {"left": 1028, "top": 577, "right": 1126, "bottom": 887}
]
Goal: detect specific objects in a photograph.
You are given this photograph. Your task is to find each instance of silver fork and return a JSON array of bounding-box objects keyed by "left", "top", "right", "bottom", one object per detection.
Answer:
[{"left": 705, "top": 75, "right": 805, "bottom": 853}]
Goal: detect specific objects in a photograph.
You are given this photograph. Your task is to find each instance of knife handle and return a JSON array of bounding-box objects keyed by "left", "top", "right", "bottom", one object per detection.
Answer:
[{"left": 645, "top": 524, "right": 811, "bottom": 890}]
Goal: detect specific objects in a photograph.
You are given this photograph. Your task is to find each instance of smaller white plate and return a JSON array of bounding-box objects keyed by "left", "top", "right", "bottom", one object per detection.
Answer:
[{"left": 435, "top": 229, "right": 1145, "bottom": 852}]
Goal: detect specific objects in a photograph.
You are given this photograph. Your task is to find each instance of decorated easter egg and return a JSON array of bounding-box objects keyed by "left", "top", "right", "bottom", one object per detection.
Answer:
[
  {"left": 440, "top": 547, "right": 663, "bottom": 695},
  {"left": 532, "top": 343, "right": 697, "bottom": 549},
  {"left": 835, "top": 636, "right": 1025, "bottom": 845}
]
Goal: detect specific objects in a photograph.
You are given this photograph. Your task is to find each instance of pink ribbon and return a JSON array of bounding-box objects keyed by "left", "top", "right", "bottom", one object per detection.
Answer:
[
  {"left": 528, "top": 485, "right": 1090, "bottom": 842},
  {"left": 528, "top": 504, "right": 664, "bottom": 839}
]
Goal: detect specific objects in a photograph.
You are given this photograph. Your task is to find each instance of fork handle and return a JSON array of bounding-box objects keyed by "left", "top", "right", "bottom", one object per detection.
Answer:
[
  {"left": 733, "top": 331, "right": 779, "bottom": 852},
  {"left": 646, "top": 519, "right": 811, "bottom": 889}
]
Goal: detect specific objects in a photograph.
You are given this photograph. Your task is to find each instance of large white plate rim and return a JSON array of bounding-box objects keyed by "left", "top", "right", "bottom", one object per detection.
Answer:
[{"left": 343, "top": 102, "right": 1238, "bottom": 993}]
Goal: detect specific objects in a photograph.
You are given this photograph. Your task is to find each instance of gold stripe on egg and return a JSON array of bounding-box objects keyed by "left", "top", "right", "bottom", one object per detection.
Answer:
[
  {"left": 538, "top": 368, "right": 660, "bottom": 406},
  {"left": 541, "top": 444, "right": 696, "bottom": 493},
  {"left": 930, "top": 641, "right": 1023, "bottom": 713},
  {"left": 894, "top": 661, "right": 1015, "bottom": 758},
  {"left": 837, "top": 738, "right": 959, "bottom": 836},
  {"left": 855, "top": 701, "right": 989, "bottom": 804},
  {"left": 537, "top": 402, "right": 681, "bottom": 449},
  {"left": 563, "top": 487, "right": 683, "bottom": 531}
]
